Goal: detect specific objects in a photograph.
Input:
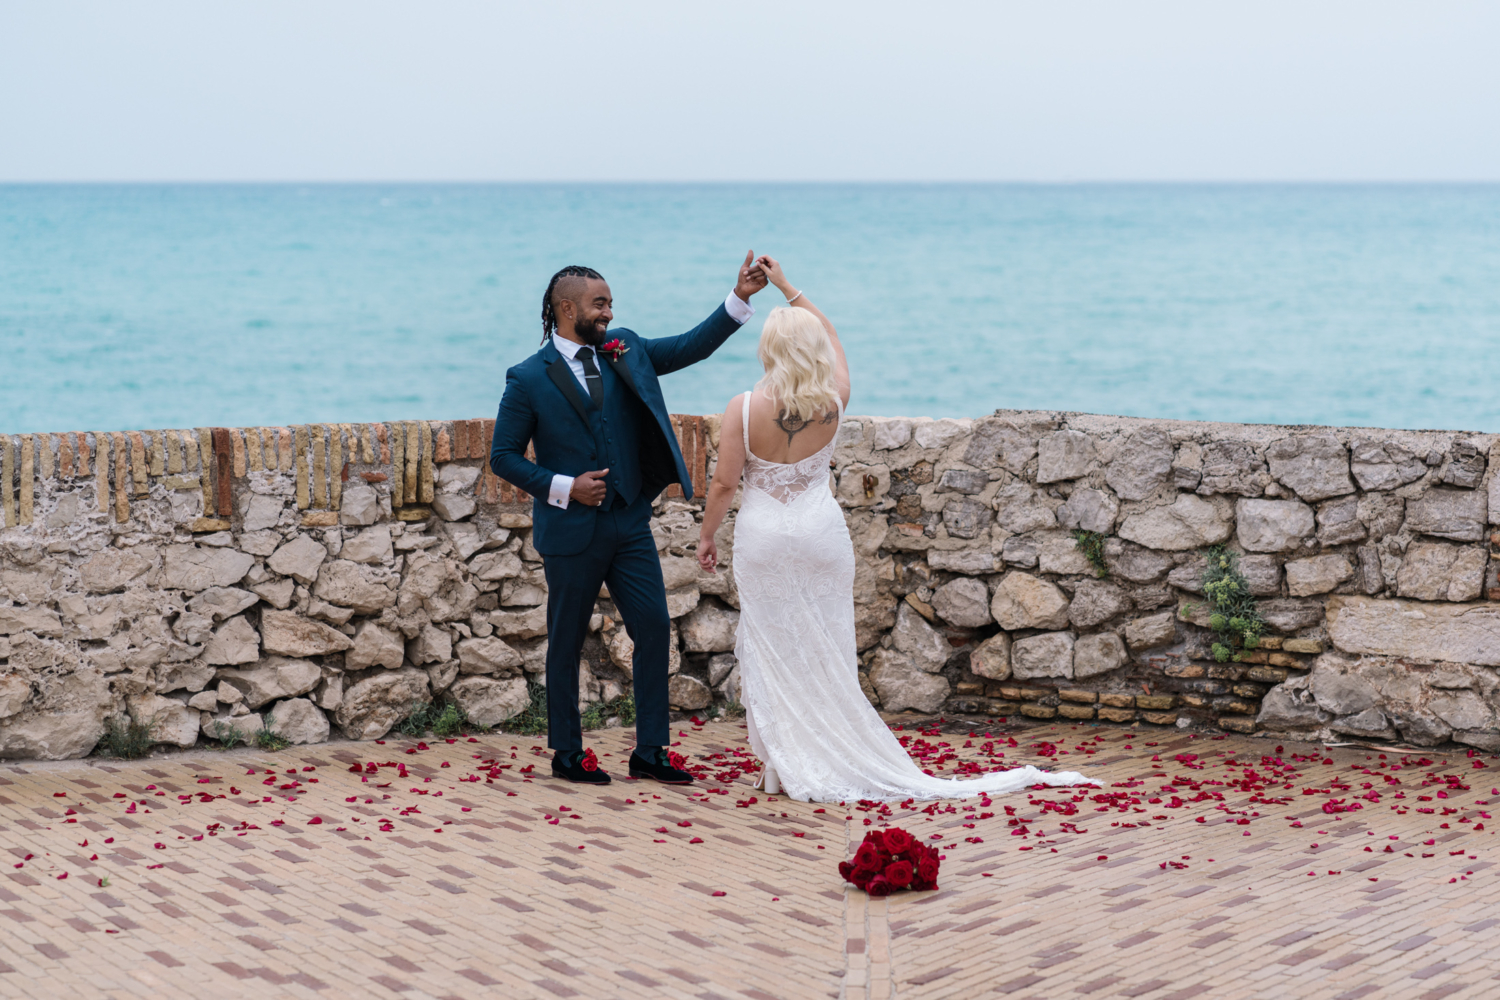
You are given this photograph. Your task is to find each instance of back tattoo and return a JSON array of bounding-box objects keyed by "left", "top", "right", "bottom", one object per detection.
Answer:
[{"left": 774, "top": 408, "right": 837, "bottom": 447}]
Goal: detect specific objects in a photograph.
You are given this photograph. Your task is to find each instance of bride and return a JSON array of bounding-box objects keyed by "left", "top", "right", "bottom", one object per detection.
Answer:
[{"left": 696, "top": 257, "right": 1091, "bottom": 803}]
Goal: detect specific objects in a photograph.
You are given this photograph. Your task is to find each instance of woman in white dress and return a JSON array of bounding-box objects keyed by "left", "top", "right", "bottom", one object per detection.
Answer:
[{"left": 695, "top": 257, "right": 1091, "bottom": 803}]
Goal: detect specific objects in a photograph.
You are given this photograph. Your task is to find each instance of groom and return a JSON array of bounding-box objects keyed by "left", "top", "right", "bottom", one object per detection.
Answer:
[{"left": 490, "top": 253, "right": 767, "bottom": 784}]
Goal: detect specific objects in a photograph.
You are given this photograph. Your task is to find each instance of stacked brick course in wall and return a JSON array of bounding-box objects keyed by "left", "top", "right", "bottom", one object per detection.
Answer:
[{"left": 4, "top": 409, "right": 1500, "bottom": 761}]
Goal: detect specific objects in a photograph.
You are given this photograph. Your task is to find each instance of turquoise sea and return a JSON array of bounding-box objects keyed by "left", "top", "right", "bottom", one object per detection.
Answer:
[{"left": 2, "top": 184, "right": 1498, "bottom": 434}]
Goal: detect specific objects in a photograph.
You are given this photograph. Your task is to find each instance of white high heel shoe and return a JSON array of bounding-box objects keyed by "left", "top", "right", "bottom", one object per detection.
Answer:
[{"left": 753, "top": 763, "right": 781, "bottom": 795}]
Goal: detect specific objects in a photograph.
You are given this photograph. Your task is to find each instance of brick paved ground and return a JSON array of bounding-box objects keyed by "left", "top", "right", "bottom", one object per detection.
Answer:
[{"left": 0, "top": 719, "right": 1497, "bottom": 999}]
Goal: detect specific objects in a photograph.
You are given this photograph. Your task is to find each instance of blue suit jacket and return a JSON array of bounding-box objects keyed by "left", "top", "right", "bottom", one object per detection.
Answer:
[{"left": 490, "top": 304, "right": 741, "bottom": 556}]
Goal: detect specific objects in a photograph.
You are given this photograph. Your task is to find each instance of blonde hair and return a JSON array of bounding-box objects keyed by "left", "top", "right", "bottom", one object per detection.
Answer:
[{"left": 756, "top": 306, "right": 839, "bottom": 422}]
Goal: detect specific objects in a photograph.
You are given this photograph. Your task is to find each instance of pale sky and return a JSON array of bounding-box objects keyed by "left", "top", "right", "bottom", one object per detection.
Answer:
[{"left": 2, "top": 0, "right": 1497, "bottom": 182}]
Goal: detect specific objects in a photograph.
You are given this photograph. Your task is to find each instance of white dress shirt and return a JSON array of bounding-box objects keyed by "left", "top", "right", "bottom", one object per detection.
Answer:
[{"left": 547, "top": 290, "right": 754, "bottom": 509}]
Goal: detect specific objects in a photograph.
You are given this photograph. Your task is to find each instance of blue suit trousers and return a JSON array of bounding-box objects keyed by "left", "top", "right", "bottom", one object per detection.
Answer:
[{"left": 541, "top": 492, "right": 669, "bottom": 753}]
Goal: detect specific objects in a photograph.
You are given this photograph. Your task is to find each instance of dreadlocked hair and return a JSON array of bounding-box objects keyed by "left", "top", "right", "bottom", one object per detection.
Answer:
[{"left": 541, "top": 265, "right": 604, "bottom": 342}]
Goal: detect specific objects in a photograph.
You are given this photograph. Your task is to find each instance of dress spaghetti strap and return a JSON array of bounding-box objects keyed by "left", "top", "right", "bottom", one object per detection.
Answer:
[{"left": 741, "top": 390, "right": 753, "bottom": 452}]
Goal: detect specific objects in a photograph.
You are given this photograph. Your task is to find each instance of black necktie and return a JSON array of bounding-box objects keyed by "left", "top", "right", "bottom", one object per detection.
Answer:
[{"left": 576, "top": 347, "right": 603, "bottom": 409}]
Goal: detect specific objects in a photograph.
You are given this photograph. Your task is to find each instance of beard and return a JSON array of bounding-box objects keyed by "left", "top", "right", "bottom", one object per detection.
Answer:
[{"left": 573, "top": 314, "right": 607, "bottom": 347}]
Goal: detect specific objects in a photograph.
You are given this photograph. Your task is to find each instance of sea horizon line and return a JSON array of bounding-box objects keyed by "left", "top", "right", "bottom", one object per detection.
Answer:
[{"left": 4, "top": 178, "right": 1500, "bottom": 188}]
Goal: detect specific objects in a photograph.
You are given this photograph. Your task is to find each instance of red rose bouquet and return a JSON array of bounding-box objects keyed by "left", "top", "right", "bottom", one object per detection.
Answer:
[{"left": 838, "top": 827, "right": 939, "bottom": 894}]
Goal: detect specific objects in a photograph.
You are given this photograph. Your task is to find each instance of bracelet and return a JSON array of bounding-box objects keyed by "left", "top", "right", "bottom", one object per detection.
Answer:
[{"left": 785, "top": 289, "right": 804, "bottom": 305}]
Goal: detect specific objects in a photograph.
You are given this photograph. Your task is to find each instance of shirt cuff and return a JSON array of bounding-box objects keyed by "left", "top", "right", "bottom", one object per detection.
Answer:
[
  {"left": 549, "top": 474, "right": 573, "bottom": 509},
  {"left": 724, "top": 290, "right": 754, "bottom": 325}
]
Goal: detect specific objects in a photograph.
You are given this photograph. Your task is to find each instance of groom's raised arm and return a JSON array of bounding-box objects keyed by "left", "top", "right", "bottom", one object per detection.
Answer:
[{"left": 489, "top": 371, "right": 558, "bottom": 499}]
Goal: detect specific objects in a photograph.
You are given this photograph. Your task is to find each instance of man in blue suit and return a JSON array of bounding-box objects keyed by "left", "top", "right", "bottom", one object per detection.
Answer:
[{"left": 490, "top": 253, "right": 767, "bottom": 784}]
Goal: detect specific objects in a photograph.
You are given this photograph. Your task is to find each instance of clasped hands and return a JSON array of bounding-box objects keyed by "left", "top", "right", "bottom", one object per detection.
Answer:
[{"left": 734, "top": 248, "right": 770, "bottom": 303}]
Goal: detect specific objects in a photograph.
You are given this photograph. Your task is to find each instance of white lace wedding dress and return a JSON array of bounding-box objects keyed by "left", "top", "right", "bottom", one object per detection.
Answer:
[{"left": 731, "top": 391, "right": 1092, "bottom": 803}]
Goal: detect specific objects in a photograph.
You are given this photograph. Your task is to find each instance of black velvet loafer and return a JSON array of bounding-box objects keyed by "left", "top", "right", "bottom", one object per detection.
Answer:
[
  {"left": 627, "top": 749, "right": 695, "bottom": 784},
  {"left": 552, "top": 750, "right": 611, "bottom": 784}
]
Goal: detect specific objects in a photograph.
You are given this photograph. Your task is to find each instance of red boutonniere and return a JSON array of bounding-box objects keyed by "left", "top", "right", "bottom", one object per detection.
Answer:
[
  {"left": 580, "top": 749, "right": 600, "bottom": 772},
  {"left": 601, "top": 338, "right": 629, "bottom": 362}
]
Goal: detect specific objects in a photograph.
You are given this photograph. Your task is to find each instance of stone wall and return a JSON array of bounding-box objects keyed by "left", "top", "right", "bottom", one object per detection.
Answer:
[
  {"left": 4, "top": 411, "right": 1500, "bottom": 760},
  {"left": 0, "top": 417, "right": 714, "bottom": 760},
  {"left": 827, "top": 411, "right": 1500, "bottom": 750}
]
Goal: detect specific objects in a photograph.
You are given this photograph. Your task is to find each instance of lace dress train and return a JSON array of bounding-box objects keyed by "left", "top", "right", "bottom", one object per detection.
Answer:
[{"left": 731, "top": 392, "right": 1092, "bottom": 803}]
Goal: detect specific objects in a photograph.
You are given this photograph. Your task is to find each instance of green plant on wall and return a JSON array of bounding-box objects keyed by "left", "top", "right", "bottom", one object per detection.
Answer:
[
  {"left": 503, "top": 681, "right": 550, "bottom": 736},
  {"left": 253, "top": 721, "right": 292, "bottom": 752},
  {"left": 97, "top": 715, "right": 154, "bottom": 759},
  {"left": 1200, "top": 544, "right": 1265, "bottom": 662},
  {"left": 209, "top": 720, "right": 247, "bottom": 751},
  {"left": 580, "top": 693, "right": 636, "bottom": 731},
  {"left": 1070, "top": 529, "right": 1109, "bottom": 578},
  {"left": 396, "top": 701, "right": 477, "bottom": 738}
]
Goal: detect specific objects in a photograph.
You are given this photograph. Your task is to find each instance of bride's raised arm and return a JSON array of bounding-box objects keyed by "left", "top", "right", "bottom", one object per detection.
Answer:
[
  {"left": 756, "top": 256, "right": 850, "bottom": 407},
  {"left": 697, "top": 392, "right": 748, "bottom": 573}
]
